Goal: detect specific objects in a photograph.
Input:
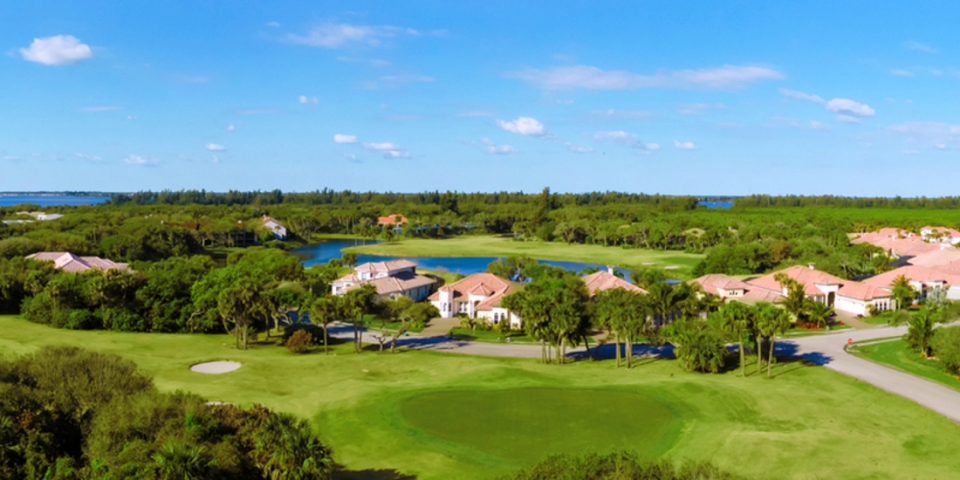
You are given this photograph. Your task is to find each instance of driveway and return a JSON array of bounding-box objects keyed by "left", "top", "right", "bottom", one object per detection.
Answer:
[{"left": 785, "top": 325, "right": 960, "bottom": 424}]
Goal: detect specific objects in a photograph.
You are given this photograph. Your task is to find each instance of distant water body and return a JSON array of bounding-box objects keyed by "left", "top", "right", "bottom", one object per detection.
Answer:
[
  {"left": 0, "top": 195, "right": 109, "bottom": 207},
  {"left": 699, "top": 201, "right": 734, "bottom": 209}
]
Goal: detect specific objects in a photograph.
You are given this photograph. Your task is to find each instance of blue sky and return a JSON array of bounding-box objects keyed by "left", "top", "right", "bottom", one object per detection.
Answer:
[{"left": 2, "top": 1, "right": 960, "bottom": 195}]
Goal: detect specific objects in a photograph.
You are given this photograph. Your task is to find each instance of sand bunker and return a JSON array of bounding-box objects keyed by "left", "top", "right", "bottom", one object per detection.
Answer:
[{"left": 190, "top": 361, "right": 241, "bottom": 374}]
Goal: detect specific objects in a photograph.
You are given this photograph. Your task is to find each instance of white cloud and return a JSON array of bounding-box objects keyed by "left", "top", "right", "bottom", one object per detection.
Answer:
[
  {"left": 211, "top": 154, "right": 220, "bottom": 163},
  {"left": 205, "top": 143, "right": 225, "bottom": 151},
  {"left": 20, "top": 35, "right": 93, "bottom": 65},
  {"left": 590, "top": 109, "right": 656, "bottom": 118},
  {"left": 592, "top": 131, "right": 658, "bottom": 153},
  {"left": 78, "top": 106, "right": 122, "bottom": 112},
  {"left": 890, "top": 69, "right": 914, "bottom": 77},
  {"left": 779, "top": 88, "right": 825, "bottom": 103},
  {"left": 126, "top": 115, "right": 137, "bottom": 121},
  {"left": 298, "top": 95, "right": 319, "bottom": 105},
  {"left": 363, "top": 142, "right": 408, "bottom": 158},
  {"left": 674, "top": 140, "right": 696, "bottom": 150},
  {"left": 835, "top": 114, "right": 862, "bottom": 124},
  {"left": 505, "top": 64, "right": 783, "bottom": 90},
  {"left": 497, "top": 117, "right": 545, "bottom": 136},
  {"left": 380, "top": 74, "right": 434, "bottom": 82},
  {"left": 266, "top": 21, "right": 281, "bottom": 28},
  {"left": 564, "top": 142, "right": 593, "bottom": 153},
  {"left": 677, "top": 103, "right": 726, "bottom": 115},
  {"left": 333, "top": 134, "right": 358, "bottom": 144},
  {"left": 826, "top": 98, "right": 875, "bottom": 117},
  {"left": 903, "top": 41, "right": 938, "bottom": 53},
  {"left": 887, "top": 121, "right": 960, "bottom": 146},
  {"left": 593, "top": 130, "right": 638, "bottom": 144},
  {"left": 934, "top": 143, "right": 948, "bottom": 150},
  {"left": 75, "top": 152, "right": 103, "bottom": 163},
  {"left": 226, "top": 124, "right": 235, "bottom": 131},
  {"left": 902, "top": 149, "right": 920, "bottom": 155},
  {"left": 482, "top": 139, "right": 515, "bottom": 155},
  {"left": 287, "top": 23, "right": 420, "bottom": 48},
  {"left": 124, "top": 155, "right": 154, "bottom": 166},
  {"left": 364, "top": 142, "right": 399, "bottom": 151},
  {"left": 809, "top": 121, "right": 830, "bottom": 130}
]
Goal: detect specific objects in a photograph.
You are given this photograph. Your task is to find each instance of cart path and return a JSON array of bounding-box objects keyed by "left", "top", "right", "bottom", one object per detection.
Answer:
[{"left": 328, "top": 322, "right": 960, "bottom": 424}]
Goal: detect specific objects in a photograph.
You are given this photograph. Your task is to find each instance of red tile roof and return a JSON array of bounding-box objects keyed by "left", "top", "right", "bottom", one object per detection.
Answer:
[
  {"left": 748, "top": 265, "right": 890, "bottom": 301},
  {"left": 691, "top": 274, "right": 782, "bottom": 302},
  {"left": 27, "top": 252, "right": 130, "bottom": 273},
  {"left": 427, "top": 273, "right": 520, "bottom": 311},
  {"left": 863, "top": 265, "right": 960, "bottom": 288},
  {"left": 581, "top": 270, "right": 646, "bottom": 295},
  {"left": 377, "top": 214, "right": 408, "bottom": 225}
]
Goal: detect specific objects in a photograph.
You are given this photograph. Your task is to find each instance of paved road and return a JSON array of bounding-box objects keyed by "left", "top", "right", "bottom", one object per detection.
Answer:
[
  {"left": 330, "top": 322, "right": 960, "bottom": 424},
  {"left": 785, "top": 325, "right": 960, "bottom": 424}
]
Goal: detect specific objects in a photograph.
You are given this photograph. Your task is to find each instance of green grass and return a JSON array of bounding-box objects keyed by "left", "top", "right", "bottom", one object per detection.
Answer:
[
  {"left": 343, "top": 235, "right": 704, "bottom": 279},
  {"left": 850, "top": 339, "right": 960, "bottom": 391},
  {"left": 448, "top": 327, "right": 532, "bottom": 343},
  {"left": 399, "top": 388, "right": 678, "bottom": 464},
  {"left": 2, "top": 315, "right": 960, "bottom": 479},
  {"left": 417, "top": 268, "right": 465, "bottom": 286}
]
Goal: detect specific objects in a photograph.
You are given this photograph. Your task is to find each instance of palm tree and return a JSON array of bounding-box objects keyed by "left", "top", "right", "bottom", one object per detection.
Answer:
[
  {"left": 757, "top": 304, "right": 792, "bottom": 378},
  {"left": 806, "top": 301, "right": 834, "bottom": 330},
  {"left": 906, "top": 308, "right": 937, "bottom": 357},
  {"left": 890, "top": 274, "right": 916, "bottom": 310},
  {"left": 151, "top": 441, "right": 212, "bottom": 480},
  {"left": 340, "top": 284, "right": 379, "bottom": 353},
  {"left": 307, "top": 295, "right": 341, "bottom": 355},
  {"left": 717, "top": 302, "right": 753, "bottom": 377},
  {"left": 776, "top": 276, "right": 809, "bottom": 323}
]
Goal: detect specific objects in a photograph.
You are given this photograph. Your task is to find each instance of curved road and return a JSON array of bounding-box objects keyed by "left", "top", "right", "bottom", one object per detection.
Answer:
[{"left": 331, "top": 322, "right": 960, "bottom": 424}]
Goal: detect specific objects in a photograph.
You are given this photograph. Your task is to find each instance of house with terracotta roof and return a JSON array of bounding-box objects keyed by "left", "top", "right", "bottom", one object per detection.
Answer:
[
  {"left": 428, "top": 273, "right": 522, "bottom": 328},
  {"left": 27, "top": 252, "right": 130, "bottom": 273},
  {"left": 920, "top": 226, "right": 960, "bottom": 245},
  {"left": 331, "top": 259, "right": 437, "bottom": 301},
  {"left": 261, "top": 215, "right": 287, "bottom": 240},
  {"left": 747, "top": 265, "right": 893, "bottom": 316},
  {"left": 690, "top": 274, "right": 781, "bottom": 303},
  {"left": 377, "top": 214, "right": 408, "bottom": 226},
  {"left": 863, "top": 265, "right": 960, "bottom": 301},
  {"left": 582, "top": 268, "right": 646, "bottom": 296},
  {"left": 904, "top": 246, "right": 960, "bottom": 269}
]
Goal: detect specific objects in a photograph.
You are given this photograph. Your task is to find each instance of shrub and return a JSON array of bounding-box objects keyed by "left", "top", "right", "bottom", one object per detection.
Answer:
[
  {"left": 286, "top": 329, "right": 313, "bottom": 353},
  {"left": 281, "top": 323, "right": 326, "bottom": 346},
  {"left": 931, "top": 326, "right": 960, "bottom": 375},
  {"left": 500, "top": 451, "right": 744, "bottom": 480}
]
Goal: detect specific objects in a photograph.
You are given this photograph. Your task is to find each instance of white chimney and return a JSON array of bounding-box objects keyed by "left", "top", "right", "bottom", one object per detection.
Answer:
[
  {"left": 808, "top": 263, "right": 815, "bottom": 270},
  {"left": 607, "top": 265, "right": 615, "bottom": 274}
]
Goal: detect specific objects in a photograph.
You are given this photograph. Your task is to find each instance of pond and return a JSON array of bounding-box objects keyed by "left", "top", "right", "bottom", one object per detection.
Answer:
[
  {"left": 0, "top": 195, "right": 110, "bottom": 207},
  {"left": 293, "top": 239, "right": 635, "bottom": 278}
]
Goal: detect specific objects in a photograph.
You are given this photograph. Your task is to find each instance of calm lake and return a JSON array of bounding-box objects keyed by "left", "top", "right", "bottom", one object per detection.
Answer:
[
  {"left": 699, "top": 201, "right": 734, "bottom": 209},
  {"left": 293, "top": 239, "right": 634, "bottom": 277},
  {"left": 0, "top": 195, "right": 110, "bottom": 207}
]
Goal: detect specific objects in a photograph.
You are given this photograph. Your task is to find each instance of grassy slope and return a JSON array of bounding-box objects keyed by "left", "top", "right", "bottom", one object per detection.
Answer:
[
  {"left": 2, "top": 315, "right": 960, "bottom": 479},
  {"left": 344, "top": 235, "right": 704, "bottom": 279},
  {"left": 851, "top": 339, "right": 960, "bottom": 391}
]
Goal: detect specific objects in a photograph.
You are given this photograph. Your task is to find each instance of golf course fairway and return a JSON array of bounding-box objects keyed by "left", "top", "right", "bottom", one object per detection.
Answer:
[{"left": 398, "top": 388, "right": 678, "bottom": 463}]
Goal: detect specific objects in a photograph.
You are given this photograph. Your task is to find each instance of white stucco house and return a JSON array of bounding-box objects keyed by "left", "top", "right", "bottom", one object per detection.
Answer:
[
  {"left": 27, "top": 252, "right": 130, "bottom": 273},
  {"left": 428, "top": 273, "right": 522, "bottom": 328},
  {"left": 261, "top": 215, "right": 287, "bottom": 240},
  {"left": 920, "top": 226, "right": 960, "bottom": 245},
  {"left": 747, "top": 265, "right": 894, "bottom": 316},
  {"left": 332, "top": 259, "right": 437, "bottom": 301},
  {"left": 863, "top": 265, "right": 960, "bottom": 301}
]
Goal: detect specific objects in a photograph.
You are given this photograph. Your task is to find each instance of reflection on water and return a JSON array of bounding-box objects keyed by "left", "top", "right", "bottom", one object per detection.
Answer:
[{"left": 293, "top": 239, "right": 635, "bottom": 277}]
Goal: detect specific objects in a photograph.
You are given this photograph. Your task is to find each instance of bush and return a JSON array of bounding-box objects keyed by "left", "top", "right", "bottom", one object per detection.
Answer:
[
  {"left": 932, "top": 326, "right": 960, "bottom": 375},
  {"left": 65, "top": 309, "right": 99, "bottom": 330},
  {"left": 286, "top": 329, "right": 313, "bottom": 353},
  {"left": 281, "top": 323, "right": 326, "bottom": 346},
  {"left": 500, "top": 451, "right": 745, "bottom": 480}
]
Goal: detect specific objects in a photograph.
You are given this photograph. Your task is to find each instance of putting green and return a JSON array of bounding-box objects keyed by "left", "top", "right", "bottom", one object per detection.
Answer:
[{"left": 399, "top": 388, "right": 678, "bottom": 463}]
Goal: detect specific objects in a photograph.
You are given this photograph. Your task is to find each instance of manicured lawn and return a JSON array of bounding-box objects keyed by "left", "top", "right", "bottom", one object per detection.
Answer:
[
  {"left": 417, "top": 268, "right": 465, "bottom": 286},
  {"left": 850, "top": 339, "right": 960, "bottom": 391},
  {"left": 343, "top": 235, "right": 704, "bottom": 279},
  {"left": 2, "top": 315, "right": 960, "bottom": 479}
]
